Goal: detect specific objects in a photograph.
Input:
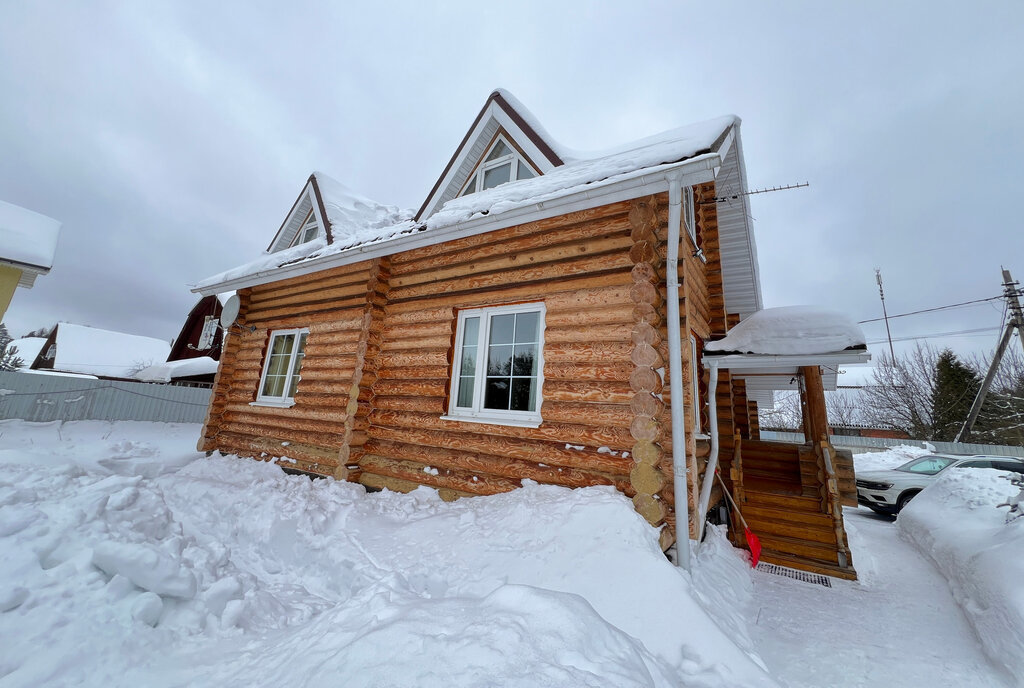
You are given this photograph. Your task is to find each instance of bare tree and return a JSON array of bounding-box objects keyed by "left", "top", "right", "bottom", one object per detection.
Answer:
[
  {"left": 859, "top": 343, "right": 939, "bottom": 439},
  {"left": 758, "top": 390, "right": 803, "bottom": 431}
]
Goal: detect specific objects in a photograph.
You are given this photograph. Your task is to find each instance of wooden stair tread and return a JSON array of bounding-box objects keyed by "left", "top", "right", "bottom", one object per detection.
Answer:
[
  {"left": 741, "top": 477, "right": 804, "bottom": 495},
  {"left": 756, "top": 532, "right": 842, "bottom": 564},
  {"left": 743, "top": 503, "right": 833, "bottom": 526},
  {"left": 743, "top": 491, "right": 822, "bottom": 510},
  {"left": 759, "top": 550, "right": 857, "bottom": 581}
]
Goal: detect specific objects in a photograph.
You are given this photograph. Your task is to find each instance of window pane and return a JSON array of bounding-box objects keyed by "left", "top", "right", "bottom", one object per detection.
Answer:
[
  {"left": 262, "top": 374, "right": 286, "bottom": 398},
  {"left": 462, "top": 317, "right": 480, "bottom": 346},
  {"left": 510, "top": 378, "right": 536, "bottom": 412},
  {"left": 489, "top": 314, "right": 514, "bottom": 345},
  {"left": 484, "top": 377, "right": 510, "bottom": 410},
  {"left": 457, "top": 376, "right": 475, "bottom": 407},
  {"left": 512, "top": 343, "right": 537, "bottom": 376},
  {"left": 461, "top": 345, "right": 477, "bottom": 376},
  {"left": 486, "top": 141, "right": 511, "bottom": 161},
  {"left": 517, "top": 163, "right": 535, "bottom": 180},
  {"left": 487, "top": 344, "right": 513, "bottom": 376},
  {"left": 460, "top": 181, "right": 475, "bottom": 197},
  {"left": 286, "top": 333, "right": 308, "bottom": 398},
  {"left": 482, "top": 163, "right": 511, "bottom": 190},
  {"left": 513, "top": 312, "right": 539, "bottom": 343}
]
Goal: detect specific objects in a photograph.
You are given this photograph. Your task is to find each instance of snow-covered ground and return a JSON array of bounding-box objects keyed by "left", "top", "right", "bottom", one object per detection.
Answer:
[
  {"left": 0, "top": 420, "right": 772, "bottom": 688},
  {"left": 0, "top": 425, "right": 1019, "bottom": 687}
]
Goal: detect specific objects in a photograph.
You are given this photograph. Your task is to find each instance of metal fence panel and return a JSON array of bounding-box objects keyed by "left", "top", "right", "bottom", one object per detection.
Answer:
[
  {"left": 760, "top": 429, "right": 1024, "bottom": 458},
  {"left": 0, "top": 371, "right": 211, "bottom": 424}
]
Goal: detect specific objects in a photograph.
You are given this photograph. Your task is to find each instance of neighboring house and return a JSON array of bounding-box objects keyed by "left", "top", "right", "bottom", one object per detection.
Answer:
[
  {"left": 0, "top": 200, "right": 61, "bottom": 320},
  {"left": 135, "top": 293, "right": 231, "bottom": 387},
  {"left": 193, "top": 90, "right": 867, "bottom": 579},
  {"left": 2, "top": 336, "right": 47, "bottom": 369},
  {"left": 29, "top": 323, "right": 171, "bottom": 380}
]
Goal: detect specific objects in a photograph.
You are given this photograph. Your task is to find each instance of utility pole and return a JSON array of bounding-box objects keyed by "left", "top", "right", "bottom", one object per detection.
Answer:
[
  {"left": 955, "top": 268, "right": 1024, "bottom": 442},
  {"left": 875, "top": 269, "right": 895, "bottom": 362},
  {"left": 1004, "top": 267, "right": 1024, "bottom": 355}
]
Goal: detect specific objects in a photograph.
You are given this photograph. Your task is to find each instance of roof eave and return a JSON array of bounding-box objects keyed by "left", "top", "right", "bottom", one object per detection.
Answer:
[{"left": 194, "top": 154, "right": 721, "bottom": 296}]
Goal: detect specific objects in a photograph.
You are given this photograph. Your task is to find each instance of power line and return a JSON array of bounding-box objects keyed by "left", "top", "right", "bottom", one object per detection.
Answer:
[
  {"left": 865, "top": 326, "right": 1002, "bottom": 345},
  {"left": 858, "top": 295, "right": 1004, "bottom": 324}
]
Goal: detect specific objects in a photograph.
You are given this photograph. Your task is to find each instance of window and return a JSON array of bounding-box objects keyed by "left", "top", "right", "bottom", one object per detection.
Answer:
[
  {"left": 459, "top": 136, "right": 537, "bottom": 197},
  {"left": 682, "top": 186, "right": 697, "bottom": 246},
  {"left": 289, "top": 209, "right": 320, "bottom": 247},
  {"left": 444, "top": 303, "right": 545, "bottom": 427},
  {"left": 255, "top": 329, "right": 308, "bottom": 406}
]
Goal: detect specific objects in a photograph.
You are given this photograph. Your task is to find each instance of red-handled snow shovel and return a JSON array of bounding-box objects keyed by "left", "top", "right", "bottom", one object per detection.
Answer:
[{"left": 715, "top": 470, "right": 761, "bottom": 567}]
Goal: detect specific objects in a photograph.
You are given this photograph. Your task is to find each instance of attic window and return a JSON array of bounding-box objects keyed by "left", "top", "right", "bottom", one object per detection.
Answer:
[
  {"left": 289, "top": 209, "right": 321, "bottom": 247},
  {"left": 459, "top": 136, "right": 537, "bottom": 197}
]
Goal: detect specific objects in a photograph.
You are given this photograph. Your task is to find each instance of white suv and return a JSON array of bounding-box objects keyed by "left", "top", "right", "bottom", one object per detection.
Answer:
[{"left": 856, "top": 454, "right": 1024, "bottom": 515}]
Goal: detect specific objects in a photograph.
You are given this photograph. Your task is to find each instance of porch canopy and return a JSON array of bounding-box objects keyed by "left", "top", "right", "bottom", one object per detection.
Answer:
[{"left": 703, "top": 305, "right": 871, "bottom": 410}]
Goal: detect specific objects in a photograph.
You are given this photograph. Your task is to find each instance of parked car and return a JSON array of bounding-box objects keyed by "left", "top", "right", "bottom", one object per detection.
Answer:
[{"left": 856, "top": 454, "right": 1024, "bottom": 515}]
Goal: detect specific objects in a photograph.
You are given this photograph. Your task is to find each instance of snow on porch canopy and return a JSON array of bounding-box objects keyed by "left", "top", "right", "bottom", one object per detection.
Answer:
[{"left": 702, "top": 306, "right": 870, "bottom": 404}]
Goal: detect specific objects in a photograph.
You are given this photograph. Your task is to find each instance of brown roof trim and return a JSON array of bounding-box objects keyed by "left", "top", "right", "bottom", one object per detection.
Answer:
[
  {"left": 265, "top": 176, "right": 316, "bottom": 252},
  {"left": 308, "top": 174, "right": 334, "bottom": 245},
  {"left": 413, "top": 90, "right": 564, "bottom": 222}
]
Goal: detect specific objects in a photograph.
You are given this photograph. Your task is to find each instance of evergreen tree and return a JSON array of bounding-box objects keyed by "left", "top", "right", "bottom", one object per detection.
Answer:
[
  {"left": 931, "top": 349, "right": 981, "bottom": 441},
  {"left": 0, "top": 324, "right": 24, "bottom": 371}
]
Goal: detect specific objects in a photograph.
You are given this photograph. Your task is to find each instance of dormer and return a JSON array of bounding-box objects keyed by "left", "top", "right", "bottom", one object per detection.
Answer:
[
  {"left": 415, "top": 89, "right": 565, "bottom": 221},
  {"left": 266, "top": 175, "right": 332, "bottom": 253}
]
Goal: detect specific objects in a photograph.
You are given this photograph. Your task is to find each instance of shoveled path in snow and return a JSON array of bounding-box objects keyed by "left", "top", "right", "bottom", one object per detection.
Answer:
[{"left": 748, "top": 507, "right": 1013, "bottom": 688}]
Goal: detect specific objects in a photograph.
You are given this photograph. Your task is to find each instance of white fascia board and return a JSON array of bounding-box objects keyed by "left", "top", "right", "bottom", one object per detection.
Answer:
[
  {"left": 193, "top": 155, "right": 721, "bottom": 296},
  {"left": 702, "top": 351, "right": 872, "bottom": 372},
  {"left": 0, "top": 259, "right": 47, "bottom": 287}
]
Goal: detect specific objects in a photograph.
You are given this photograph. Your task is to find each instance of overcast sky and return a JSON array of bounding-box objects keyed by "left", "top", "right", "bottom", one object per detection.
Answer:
[{"left": 2, "top": 1, "right": 1022, "bottom": 383}]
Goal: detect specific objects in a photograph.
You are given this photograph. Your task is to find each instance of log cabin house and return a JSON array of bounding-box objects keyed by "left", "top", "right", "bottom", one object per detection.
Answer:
[{"left": 193, "top": 90, "right": 869, "bottom": 579}]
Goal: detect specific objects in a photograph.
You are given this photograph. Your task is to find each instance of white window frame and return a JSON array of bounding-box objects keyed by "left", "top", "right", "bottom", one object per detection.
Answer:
[
  {"left": 441, "top": 302, "right": 546, "bottom": 428},
  {"left": 459, "top": 135, "right": 538, "bottom": 197},
  {"left": 683, "top": 185, "right": 697, "bottom": 247},
  {"left": 289, "top": 208, "right": 321, "bottom": 247},
  {"left": 252, "top": 328, "right": 309, "bottom": 408}
]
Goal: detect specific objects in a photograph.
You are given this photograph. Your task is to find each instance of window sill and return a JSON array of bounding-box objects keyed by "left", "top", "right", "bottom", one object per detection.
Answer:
[
  {"left": 250, "top": 399, "right": 296, "bottom": 409},
  {"left": 440, "top": 414, "right": 542, "bottom": 429}
]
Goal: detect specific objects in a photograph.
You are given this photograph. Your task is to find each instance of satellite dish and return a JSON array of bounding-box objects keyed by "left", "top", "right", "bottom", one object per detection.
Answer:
[{"left": 220, "top": 294, "right": 241, "bottom": 329}]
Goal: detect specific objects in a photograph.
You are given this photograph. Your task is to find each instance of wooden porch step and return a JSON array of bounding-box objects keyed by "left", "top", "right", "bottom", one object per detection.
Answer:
[
  {"left": 743, "top": 503, "right": 832, "bottom": 527},
  {"left": 741, "top": 476, "right": 804, "bottom": 495},
  {"left": 747, "top": 517, "right": 838, "bottom": 544},
  {"left": 743, "top": 491, "right": 822, "bottom": 512},
  {"left": 757, "top": 533, "right": 842, "bottom": 565},
  {"left": 759, "top": 550, "right": 857, "bottom": 581}
]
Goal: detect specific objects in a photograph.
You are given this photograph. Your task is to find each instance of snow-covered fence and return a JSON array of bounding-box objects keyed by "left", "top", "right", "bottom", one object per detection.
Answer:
[
  {"left": 760, "top": 429, "right": 1024, "bottom": 458},
  {"left": 0, "top": 371, "right": 211, "bottom": 424}
]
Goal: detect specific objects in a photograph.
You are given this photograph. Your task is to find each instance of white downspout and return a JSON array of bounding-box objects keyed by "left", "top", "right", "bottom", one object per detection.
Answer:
[
  {"left": 696, "top": 361, "right": 720, "bottom": 542},
  {"left": 666, "top": 174, "right": 692, "bottom": 571}
]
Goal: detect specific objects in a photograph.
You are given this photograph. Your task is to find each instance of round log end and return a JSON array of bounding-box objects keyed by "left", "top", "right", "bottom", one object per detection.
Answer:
[{"left": 632, "top": 493, "right": 666, "bottom": 526}]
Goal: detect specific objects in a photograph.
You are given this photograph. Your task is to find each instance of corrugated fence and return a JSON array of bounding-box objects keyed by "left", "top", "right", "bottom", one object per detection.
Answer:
[
  {"left": 761, "top": 430, "right": 1024, "bottom": 458},
  {"left": 0, "top": 371, "right": 211, "bottom": 424}
]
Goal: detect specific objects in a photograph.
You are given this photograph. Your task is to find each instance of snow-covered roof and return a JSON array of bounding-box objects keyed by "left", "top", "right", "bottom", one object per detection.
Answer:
[
  {"left": 3, "top": 337, "right": 46, "bottom": 369},
  {"left": 0, "top": 200, "right": 61, "bottom": 286},
  {"left": 705, "top": 306, "right": 866, "bottom": 356},
  {"left": 194, "top": 108, "right": 736, "bottom": 294},
  {"left": 135, "top": 356, "right": 219, "bottom": 382},
  {"left": 47, "top": 323, "right": 171, "bottom": 379}
]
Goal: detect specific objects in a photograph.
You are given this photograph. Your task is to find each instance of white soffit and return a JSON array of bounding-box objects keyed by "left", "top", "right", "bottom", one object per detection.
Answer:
[{"left": 714, "top": 128, "right": 762, "bottom": 322}]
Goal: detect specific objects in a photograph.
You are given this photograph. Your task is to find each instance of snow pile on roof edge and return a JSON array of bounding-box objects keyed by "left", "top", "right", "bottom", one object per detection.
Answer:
[
  {"left": 0, "top": 199, "right": 61, "bottom": 270},
  {"left": 897, "top": 468, "right": 1024, "bottom": 685},
  {"left": 705, "top": 305, "right": 866, "bottom": 356}
]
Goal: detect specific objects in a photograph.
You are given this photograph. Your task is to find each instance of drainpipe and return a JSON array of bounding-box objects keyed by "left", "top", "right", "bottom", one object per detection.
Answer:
[
  {"left": 666, "top": 173, "right": 691, "bottom": 571},
  {"left": 696, "top": 361, "right": 720, "bottom": 542}
]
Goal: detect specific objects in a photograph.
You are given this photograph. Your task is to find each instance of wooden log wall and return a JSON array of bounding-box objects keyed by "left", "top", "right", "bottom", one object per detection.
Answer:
[
  {"left": 360, "top": 201, "right": 639, "bottom": 500},
  {"left": 198, "top": 261, "right": 377, "bottom": 476}
]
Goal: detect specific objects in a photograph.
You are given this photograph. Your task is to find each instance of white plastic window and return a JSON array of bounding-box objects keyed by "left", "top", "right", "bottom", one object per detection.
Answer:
[
  {"left": 445, "top": 303, "right": 545, "bottom": 427},
  {"left": 459, "top": 136, "right": 538, "bottom": 197},
  {"left": 255, "top": 329, "right": 308, "bottom": 405},
  {"left": 683, "top": 186, "right": 697, "bottom": 246}
]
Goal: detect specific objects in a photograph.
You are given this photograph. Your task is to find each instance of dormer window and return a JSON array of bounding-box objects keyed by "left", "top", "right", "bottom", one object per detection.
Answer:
[
  {"left": 460, "top": 136, "right": 537, "bottom": 197},
  {"left": 289, "top": 209, "right": 321, "bottom": 247}
]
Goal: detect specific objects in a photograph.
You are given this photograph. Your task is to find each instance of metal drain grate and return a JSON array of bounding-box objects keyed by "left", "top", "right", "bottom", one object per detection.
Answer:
[{"left": 756, "top": 562, "right": 833, "bottom": 587}]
